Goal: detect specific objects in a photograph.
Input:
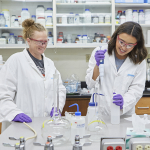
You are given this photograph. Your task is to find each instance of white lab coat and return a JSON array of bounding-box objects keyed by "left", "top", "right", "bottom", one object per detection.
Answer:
[
  {"left": 0, "top": 49, "right": 66, "bottom": 124},
  {"left": 85, "top": 45, "right": 146, "bottom": 116}
]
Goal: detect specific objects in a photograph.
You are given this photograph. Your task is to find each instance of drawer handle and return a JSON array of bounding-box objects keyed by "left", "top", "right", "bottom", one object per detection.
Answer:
[{"left": 138, "top": 107, "right": 149, "bottom": 109}]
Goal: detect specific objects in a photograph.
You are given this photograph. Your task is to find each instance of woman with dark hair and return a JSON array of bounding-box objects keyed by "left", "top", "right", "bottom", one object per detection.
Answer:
[{"left": 85, "top": 22, "right": 148, "bottom": 115}]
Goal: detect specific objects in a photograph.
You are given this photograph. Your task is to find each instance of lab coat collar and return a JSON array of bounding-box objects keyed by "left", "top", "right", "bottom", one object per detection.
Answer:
[
  {"left": 23, "top": 49, "right": 49, "bottom": 78},
  {"left": 108, "top": 50, "right": 134, "bottom": 74}
]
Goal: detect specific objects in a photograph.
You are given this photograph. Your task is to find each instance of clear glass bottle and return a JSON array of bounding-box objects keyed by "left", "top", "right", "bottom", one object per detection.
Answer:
[
  {"left": 84, "top": 9, "right": 91, "bottom": 23},
  {"left": 68, "top": 12, "right": 74, "bottom": 24},
  {"left": 14, "top": 19, "right": 19, "bottom": 27},
  {"left": 41, "top": 71, "right": 71, "bottom": 146},
  {"left": 0, "top": 14, "right": 6, "bottom": 27},
  {"left": 31, "top": 15, "right": 36, "bottom": 22}
]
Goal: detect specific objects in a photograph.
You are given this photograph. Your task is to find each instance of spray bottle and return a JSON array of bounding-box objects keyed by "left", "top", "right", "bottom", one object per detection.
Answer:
[{"left": 69, "top": 103, "right": 85, "bottom": 145}]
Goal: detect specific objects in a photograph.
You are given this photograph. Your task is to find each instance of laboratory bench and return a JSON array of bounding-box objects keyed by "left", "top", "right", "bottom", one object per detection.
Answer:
[
  {"left": 62, "top": 90, "right": 150, "bottom": 116},
  {"left": 0, "top": 116, "right": 136, "bottom": 150}
]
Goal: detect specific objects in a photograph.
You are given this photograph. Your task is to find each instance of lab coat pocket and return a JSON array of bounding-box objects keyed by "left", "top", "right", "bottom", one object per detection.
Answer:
[{"left": 122, "top": 74, "right": 135, "bottom": 92}]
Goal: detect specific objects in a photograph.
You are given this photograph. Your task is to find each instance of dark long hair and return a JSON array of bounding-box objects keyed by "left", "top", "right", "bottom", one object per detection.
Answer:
[{"left": 108, "top": 22, "right": 148, "bottom": 64}]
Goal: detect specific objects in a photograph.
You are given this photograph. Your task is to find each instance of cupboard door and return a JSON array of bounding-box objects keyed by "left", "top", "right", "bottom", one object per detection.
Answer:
[
  {"left": 62, "top": 98, "right": 90, "bottom": 116},
  {"left": 135, "top": 97, "right": 150, "bottom": 115}
]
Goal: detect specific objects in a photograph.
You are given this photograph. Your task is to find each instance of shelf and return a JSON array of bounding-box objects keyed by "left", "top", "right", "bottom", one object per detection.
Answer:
[
  {"left": 57, "top": 24, "right": 112, "bottom": 27},
  {"left": 115, "top": 3, "right": 150, "bottom": 8},
  {"left": 56, "top": 2, "right": 111, "bottom": 7},
  {"left": 55, "top": 43, "right": 107, "bottom": 48},
  {"left": 0, "top": 0, "right": 52, "bottom": 2},
  {"left": 0, "top": 27, "right": 53, "bottom": 29},
  {"left": 116, "top": 24, "right": 150, "bottom": 27},
  {"left": 0, "top": 44, "right": 55, "bottom": 49}
]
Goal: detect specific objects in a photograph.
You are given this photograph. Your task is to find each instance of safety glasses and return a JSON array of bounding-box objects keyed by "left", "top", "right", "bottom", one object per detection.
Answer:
[
  {"left": 29, "top": 38, "right": 49, "bottom": 46},
  {"left": 117, "top": 35, "right": 137, "bottom": 49}
]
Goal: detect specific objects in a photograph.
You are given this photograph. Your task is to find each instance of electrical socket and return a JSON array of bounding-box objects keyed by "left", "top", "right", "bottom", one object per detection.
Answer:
[
  {"left": 129, "top": 138, "right": 150, "bottom": 150},
  {"left": 86, "top": 54, "right": 91, "bottom": 62},
  {"left": 145, "top": 145, "right": 150, "bottom": 150},
  {"left": 136, "top": 145, "right": 143, "bottom": 150}
]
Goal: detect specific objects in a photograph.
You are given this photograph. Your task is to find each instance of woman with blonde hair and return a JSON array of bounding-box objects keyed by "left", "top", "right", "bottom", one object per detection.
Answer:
[{"left": 0, "top": 19, "right": 66, "bottom": 130}]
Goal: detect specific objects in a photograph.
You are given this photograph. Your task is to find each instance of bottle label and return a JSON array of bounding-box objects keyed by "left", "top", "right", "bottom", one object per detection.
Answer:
[{"left": 72, "top": 121, "right": 85, "bottom": 128}]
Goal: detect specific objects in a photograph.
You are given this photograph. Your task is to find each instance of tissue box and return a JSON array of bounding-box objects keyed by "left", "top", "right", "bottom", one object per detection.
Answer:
[
  {"left": 115, "top": 0, "right": 144, "bottom": 3},
  {"left": 126, "top": 128, "right": 150, "bottom": 149}
]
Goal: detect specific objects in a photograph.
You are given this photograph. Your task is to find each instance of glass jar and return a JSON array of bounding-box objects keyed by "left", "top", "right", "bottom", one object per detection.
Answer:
[
  {"left": 58, "top": 35, "right": 64, "bottom": 43},
  {"left": 17, "top": 35, "right": 23, "bottom": 44},
  {"left": 82, "top": 35, "right": 88, "bottom": 43}
]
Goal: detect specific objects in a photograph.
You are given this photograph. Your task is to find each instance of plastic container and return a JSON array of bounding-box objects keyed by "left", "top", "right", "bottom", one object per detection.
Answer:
[
  {"left": 37, "top": 17, "right": 45, "bottom": 27},
  {"left": 48, "top": 32, "right": 53, "bottom": 45},
  {"left": 14, "top": 19, "right": 19, "bottom": 27},
  {"left": 68, "top": 12, "right": 74, "bottom": 24},
  {"left": 93, "top": 15, "right": 99, "bottom": 24},
  {"left": 132, "top": 10, "right": 138, "bottom": 23},
  {"left": 58, "top": 35, "right": 64, "bottom": 43},
  {"left": 111, "top": 94, "right": 120, "bottom": 125},
  {"left": 18, "top": 16, "right": 22, "bottom": 27},
  {"left": 11, "top": 15, "right": 16, "bottom": 27},
  {"left": 99, "top": 15, "right": 104, "bottom": 23},
  {"left": 105, "top": 14, "right": 111, "bottom": 23},
  {"left": 8, "top": 33, "right": 15, "bottom": 44},
  {"left": 1, "top": 9, "right": 10, "bottom": 27},
  {"left": 36, "top": 5, "right": 45, "bottom": 21},
  {"left": 145, "top": 9, "right": 150, "bottom": 24},
  {"left": 31, "top": 15, "right": 36, "bottom": 22},
  {"left": 84, "top": 9, "right": 91, "bottom": 23},
  {"left": 57, "top": 39, "right": 62, "bottom": 43},
  {"left": 69, "top": 104, "right": 85, "bottom": 145},
  {"left": 77, "top": 35, "right": 82, "bottom": 43},
  {"left": 2, "top": 33, "right": 9, "bottom": 43},
  {"left": 74, "top": 14, "right": 79, "bottom": 24},
  {"left": 139, "top": 9, "right": 145, "bottom": 24},
  {"left": 21, "top": 8, "right": 30, "bottom": 23},
  {"left": 0, "top": 37, "right": 6, "bottom": 44},
  {"left": 0, "top": 14, "right": 6, "bottom": 27},
  {"left": 62, "top": 15, "right": 67, "bottom": 24},
  {"left": 120, "top": 12, "right": 126, "bottom": 24},
  {"left": 126, "top": 9, "right": 133, "bottom": 22},
  {"left": 46, "top": 16, "right": 53, "bottom": 26},
  {"left": 67, "top": 34, "right": 72, "bottom": 43},
  {"left": 45, "top": 8, "right": 53, "bottom": 22},
  {"left": 82, "top": 35, "right": 88, "bottom": 43},
  {"left": 17, "top": 35, "right": 23, "bottom": 44}
]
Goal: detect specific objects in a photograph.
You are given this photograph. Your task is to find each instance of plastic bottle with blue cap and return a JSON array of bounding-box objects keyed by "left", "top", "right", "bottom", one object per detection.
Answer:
[
  {"left": 87, "top": 93, "right": 98, "bottom": 130},
  {"left": 69, "top": 103, "right": 85, "bottom": 145}
]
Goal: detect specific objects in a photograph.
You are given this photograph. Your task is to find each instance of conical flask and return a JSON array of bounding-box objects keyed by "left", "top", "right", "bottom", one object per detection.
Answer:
[
  {"left": 86, "top": 92, "right": 107, "bottom": 142},
  {"left": 41, "top": 70, "right": 71, "bottom": 146}
]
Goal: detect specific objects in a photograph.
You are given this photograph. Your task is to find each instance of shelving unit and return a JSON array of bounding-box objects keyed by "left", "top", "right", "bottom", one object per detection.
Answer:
[{"left": 0, "top": 0, "right": 150, "bottom": 49}]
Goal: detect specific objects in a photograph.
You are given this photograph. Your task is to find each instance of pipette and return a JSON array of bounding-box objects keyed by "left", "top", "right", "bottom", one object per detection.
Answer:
[{"left": 98, "top": 46, "right": 105, "bottom": 84}]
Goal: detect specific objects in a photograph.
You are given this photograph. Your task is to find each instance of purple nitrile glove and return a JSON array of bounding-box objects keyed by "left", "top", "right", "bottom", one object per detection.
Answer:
[
  {"left": 12, "top": 113, "right": 32, "bottom": 123},
  {"left": 113, "top": 94, "right": 124, "bottom": 109},
  {"left": 50, "top": 107, "right": 61, "bottom": 117},
  {"left": 94, "top": 49, "right": 107, "bottom": 66}
]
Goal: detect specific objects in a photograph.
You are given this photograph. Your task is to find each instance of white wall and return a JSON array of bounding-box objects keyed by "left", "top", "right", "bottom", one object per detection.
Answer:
[{"left": 0, "top": 48, "right": 94, "bottom": 81}]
